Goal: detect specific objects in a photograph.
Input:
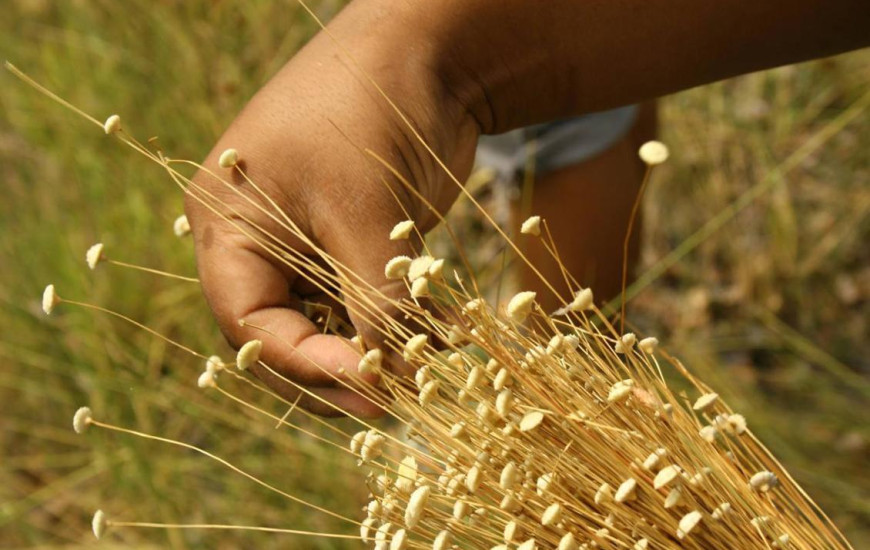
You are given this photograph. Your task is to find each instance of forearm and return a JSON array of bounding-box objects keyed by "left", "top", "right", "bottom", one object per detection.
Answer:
[{"left": 371, "top": 0, "right": 869, "bottom": 134}]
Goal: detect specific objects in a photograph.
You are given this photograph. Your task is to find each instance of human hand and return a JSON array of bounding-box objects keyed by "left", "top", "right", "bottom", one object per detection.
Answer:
[{"left": 185, "top": 2, "right": 479, "bottom": 417}]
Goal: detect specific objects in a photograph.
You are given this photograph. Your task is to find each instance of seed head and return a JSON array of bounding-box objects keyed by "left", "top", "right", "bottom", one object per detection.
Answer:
[
  {"left": 699, "top": 425, "right": 718, "bottom": 443},
  {"left": 403, "top": 334, "right": 428, "bottom": 361},
  {"left": 494, "top": 368, "right": 512, "bottom": 391},
  {"left": 415, "top": 365, "right": 431, "bottom": 389},
  {"left": 466, "top": 465, "right": 482, "bottom": 492},
  {"left": 466, "top": 366, "right": 484, "bottom": 390},
  {"left": 433, "top": 530, "right": 451, "bottom": 550},
  {"left": 103, "top": 114, "right": 121, "bottom": 135},
  {"left": 410, "top": 277, "right": 429, "bottom": 298},
  {"left": 361, "top": 431, "right": 386, "bottom": 462},
  {"left": 496, "top": 388, "right": 514, "bottom": 416},
  {"left": 86, "top": 243, "right": 105, "bottom": 269},
  {"left": 389, "top": 220, "right": 415, "bottom": 240},
  {"left": 405, "top": 485, "right": 431, "bottom": 529},
  {"left": 427, "top": 258, "right": 445, "bottom": 279},
  {"left": 638, "top": 140, "right": 669, "bottom": 165},
  {"left": 692, "top": 392, "right": 719, "bottom": 412},
  {"left": 677, "top": 510, "right": 703, "bottom": 539},
  {"left": 360, "top": 518, "right": 377, "bottom": 543},
  {"left": 390, "top": 528, "right": 408, "bottom": 550},
  {"left": 711, "top": 502, "right": 732, "bottom": 520},
  {"left": 607, "top": 379, "right": 634, "bottom": 403},
  {"left": 358, "top": 348, "right": 384, "bottom": 375},
  {"left": 541, "top": 502, "right": 563, "bottom": 527},
  {"left": 506, "top": 291, "right": 537, "bottom": 322},
  {"left": 614, "top": 477, "right": 638, "bottom": 503},
  {"left": 664, "top": 487, "right": 683, "bottom": 509},
  {"left": 749, "top": 470, "right": 779, "bottom": 492},
  {"left": 408, "top": 255, "right": 435, "bottom": 282},
  {"left": 517, "top": 538, "right": 537, "bottom": 550},
  {"left": 92, "top": 509, "right": 108, "bottom": 539},
  {"left": 197, "top": 370, "right": 217, "bottom": 388},
  {"left": 500, "top": 462, "right": 518, "bottom": 489},
  {"left": 520, "top": 215, "right": 542, "bottom": 236},
  {"left": 173, "top": 214, "right": 191, "bottom": 237},
  {"left": 727, "top": 413, "right": 748, "bottom": 434},
  {"left": 653, "top": 465, "right": 680, "bottom": 489},
  {"left": 218, "top": 148, "right": 239, "bottom": 168},
  {"left": 236, "top": 339, "right": 263, "bottom": 370},
  {"left": 42, "top": 284, "right": 59, "bottom": 315},
  {"left": 638, "top": 337, "right": 659, "bottom": 354},
  {"left": 385, "top": 256, "right": 413, "bottom": 279},
  {"left": 633, "top": 539, "right": 650, "bottom": 550},
  {"left": 504, "top": 520, "right": 521, "bottom": 542},
  {"left": 594, "top": 483, "right": 612, "bottom": 505},
  {"left": 73, "top": 406, "right": 92, "bottom": 434},
  {"left": 520, "top": 411, "right": 544, "bottom": 432},
  {"left": 614, "top": 333, "right": 636, "bottom": 353},
  {"left": 350, "top": 430, "right": 367, "bottom": 455},
  {"left": 558, "top": 533, "right": 578, "bottom": 550},
  {"left": 418, "top": 379, "right": 440, "bottom": 407},
  {"left": 205, "top": 355, "right": 223, "bottom": 374}
]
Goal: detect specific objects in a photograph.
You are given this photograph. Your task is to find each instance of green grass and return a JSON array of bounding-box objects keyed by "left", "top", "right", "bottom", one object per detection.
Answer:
[{"left": 2, "top": 1, "right": 868, "bottom": 547}]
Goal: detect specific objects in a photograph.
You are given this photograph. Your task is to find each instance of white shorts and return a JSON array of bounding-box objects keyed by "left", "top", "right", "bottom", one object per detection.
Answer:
[{"left": 475, "top": 105, "right": 638, "bottom": 181}]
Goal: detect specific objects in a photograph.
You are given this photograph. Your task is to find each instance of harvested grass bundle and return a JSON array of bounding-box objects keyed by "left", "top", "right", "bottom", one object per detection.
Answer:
[{"left": 9, "top": 53, "right": 855, "bottom": 550}]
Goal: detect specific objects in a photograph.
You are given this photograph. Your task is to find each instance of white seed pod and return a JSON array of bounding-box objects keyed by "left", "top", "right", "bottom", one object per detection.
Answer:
[
  {"left": 466, "top": 465, "right": 482, "bottom": 493},
  {"left": 773, "top": 534, "right": 790, "bottom": 547},
  {"left": 693, "top": 392, "right": 719, "bottom": 412},
  {"left": 432, "top": 530, "right": 451, "bottom": 550},
  {"left": 367, "top": 499, "right": 382, "bottom": 518},
  {"left": 642, "top": 448, "right": 667, "bottom": 471},
  {"left": 103, "top": 114, "right": 121, "bottom": 134},
  {"left": 173, "top": 214, "right": 191, "bottom": 237},
  {"left": 403, "top": 334, "right": 428, "bottom": 361},
  {"left": 496, "top": 388, "right": 514, "bottom": 417},
  {"left": 205, "top": 355, "right": 223, "bottom": 374},
  {"left": 638, "top": 337, "right": 659, "bottom": 354},
  {"left": 361, "top": 431, "right": 386, "bottom": 462},
  {"left": 464, "top": 297, "right": 485, "bottom": 313},
  {"left": 449, "top": 421, "right": 467, "bottom": 439},
  {"left": 614, "top": 333, "right": 637, "bottom": 353},
  {"left": 408, "top": 255, "right": 435, "bottom": 282},
  {"left": 699, "top": 425, "right": 718, "bottom": 443},
  {"left": 750, "top": 515, "right": 772, "bottom": 530},
  {"left": 389, "top": 220, "right": 415, "bottom": 240},
  {"left": 414, "top": 365, "right": 431, "bottom": 390},
  {"left": 85, "top": 243, "right": 105, "bottom": 270},
  {"left": 73, "top": 406, "right": 92, "bottom": 434},
  {"left": 218, "top": 148, "right": 239, "bottom": 168},
  {"left": 360, "top": 517, "right": 377, "bottom": 543},
  {"left": 506, "top": 291, "right": 537, "bottom": 322},
  {"left": 236, "top": 339, "right": 263, "bottom": 371},
  {"left": 504, "top": 520, "right": 521, "bottom": 542},
  {"left": 633, "top": 539, "right": 650, "bottom": 550},
  {"left": 594, "top": 483, "right": 612, "bottom": 505},
  {"left": 638, "top": 140, "right": 669, "bottom": 165},
  {"left": 476, "top": 402, "right": 497, "bottom": 426},
  {"left": 452, "top": 499, "right": 469, "bottom": 520},
  {"left": 541, "top": 502, "right": 563, "bottom": 527},
  {"left": 749, "top": 470, "right": 779, "bottom": 492},
  {"left": 350, "top": 430, "right": 367, "bottom": 455},
  {"left": 500, "top": 493, "right": 522, "bottom": 513},
  {"left": 358, "top": 348, "right": 383, "bottom": 375},
  {"left": 466, "top": 365, "right": 485, "bottom": 390},
  {"left": 42, "top": 284, "right": 59, "bottom": 315},
  {"left": 390, "top": 528, "right": 408, "bottom": 550},
  {"left": 197, "top": 370, "right": 217, "bottom": 388},
  {"left": 427, "top": 258, "right": 445, "bottom": 279},
  {"left": 517, "top": 538, "right": 537, "bottom": 550},
  {"left": 485, "top": 357, "right": 500, "bottom": 373},
  {"left": 493, "top": 367, "right": 512, "bottom": 391},
  {"left": 405, "top": 485, "right": 431, "bottom": 529},
  {"left": 711, "top": 502, "right": 732, "bottom": 520},
  {"left": 396, "top": 456, "right": 418, "bottom": 495},
  {"left": 654, "top": 465, "right": 681, "bottom": 490},
  {"left": 409, "top": 276, "right": 429, "bottom": 298},
  {"left": 520, "top": 411, "right": 545, "bottom": 432},
  {"left": 376, "top": 522, "right": 393, "bottom": 546},
  {"left": 545, "top": 334, "right": 564, "bottom": 355},
  {"left": 614, "top": 478, "right": 638, "bottom": 503},
  {"left": 418, "top": 379, "right": 441, "bottom": 407},
  {"left": 500, "top": 462, "right": 519, "bottom": 490},
  {"left": 664, "top": 487, "right": 683, "bottom": 509},
  {"left": 563, "top": 334, "right": 580, "bottom": 350},
  {"left": 491, "top": 546, "right": 508, "bottom": 550},
  {"left": 92, "top": 509, "right": 107, "bottom": 539},
  {"left": 536, "top": 473, "right": 553, "bottom": 496},
  {"left": 558, "top": 532, "right": 578, "bottom": 550},
  {"left": 520, "top": 215, "right": 542, "bottom": 236},
  {"left": 677, "top": 510, "right": 703, "bottom": 539},
  {"left": 727, "top": 413, "right": 748, "bottom": 435},
  {"left": 567, "top": 288, "right": 594, "bottom": 312},
  {"left": 446, "top": 325, "right": 464, "bottom": 344},
  {"left": 385, "top": 256, "right": 413, "bottom": 279},
  {"left": 607, "top": 380, "right": 634, "bottom": 403}
]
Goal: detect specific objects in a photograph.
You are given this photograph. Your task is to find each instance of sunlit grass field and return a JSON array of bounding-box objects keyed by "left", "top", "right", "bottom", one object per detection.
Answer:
[{"left": 2, "top": 1, "right": 867, "bottom": 547}]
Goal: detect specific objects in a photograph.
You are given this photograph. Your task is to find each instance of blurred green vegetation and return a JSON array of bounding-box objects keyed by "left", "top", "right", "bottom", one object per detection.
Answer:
[{"left": 1, "top": 0, "right": 868, "bottom": 548}]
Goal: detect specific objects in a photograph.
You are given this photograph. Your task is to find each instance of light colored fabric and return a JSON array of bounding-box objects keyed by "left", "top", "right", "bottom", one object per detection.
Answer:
[{"left": 475, "top": 105, "right": 638, "bottom": 181}]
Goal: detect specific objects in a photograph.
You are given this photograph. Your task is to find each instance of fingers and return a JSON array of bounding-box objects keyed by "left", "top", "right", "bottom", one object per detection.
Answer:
[{"left": 191, "top": 217, "right": 385, "bottom": 416}]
